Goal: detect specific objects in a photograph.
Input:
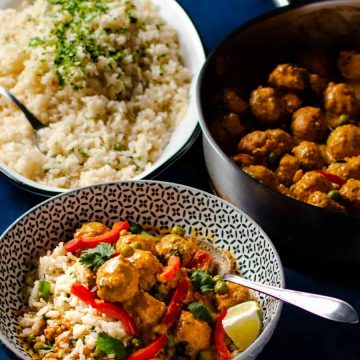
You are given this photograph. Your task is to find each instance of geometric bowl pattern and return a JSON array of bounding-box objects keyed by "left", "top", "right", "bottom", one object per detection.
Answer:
[{"left": 0, "top": 181, "right": 284, "bottom": 360}]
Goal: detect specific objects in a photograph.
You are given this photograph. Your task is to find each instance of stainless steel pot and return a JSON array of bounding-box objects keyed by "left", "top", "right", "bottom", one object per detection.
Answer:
[{"left": 197, "top": 0, "right": 360, "bottom": 276}]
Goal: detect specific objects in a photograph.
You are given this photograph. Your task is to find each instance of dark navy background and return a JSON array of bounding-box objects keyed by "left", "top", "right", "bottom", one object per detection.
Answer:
[{"left": 1, "top": 1, "right": 359, "bottom": 359}]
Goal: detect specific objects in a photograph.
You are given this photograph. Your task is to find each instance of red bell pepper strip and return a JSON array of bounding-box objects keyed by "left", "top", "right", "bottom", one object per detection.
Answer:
[
  {"left": 65, "top": 221, "right": 129, "bottom": 252},
  {"left": 158, "top": 255, "right": 181, "bottom": 282},
  {"left": 125, "top": 334, "right": 168, "bottom": 360},
  {"left": 161, "top": 277, "right": 189, "bottom": 329},
  {"left": 189, "top": 250, "right": 212, "bottom": 271},
  {"left": 314, "top": 170, "right": 346, "bottom": 187},
  {"left": 214, "top": 310, "right": 232, "bottom": 360},
  {"left": 71, "top": 283, "right": 137, "bottom": 336}
]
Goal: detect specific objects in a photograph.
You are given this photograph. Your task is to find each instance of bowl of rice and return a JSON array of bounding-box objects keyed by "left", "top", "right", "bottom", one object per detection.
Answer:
[
  {"left": 0, "top": 181, "right": 284, "bottom": 360},
  {"left": 0, "top": 0, "right": 205, "bottom": 196}
]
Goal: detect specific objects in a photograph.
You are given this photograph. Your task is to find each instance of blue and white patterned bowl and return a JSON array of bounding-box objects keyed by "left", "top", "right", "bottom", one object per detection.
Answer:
[{"left": 0, "top": 181, "right": 284, "bottom": 360}]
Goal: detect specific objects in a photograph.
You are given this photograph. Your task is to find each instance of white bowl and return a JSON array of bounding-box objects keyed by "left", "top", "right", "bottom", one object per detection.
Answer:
[
  {"left": 0, "top": 0, "right": 205, "bottom": 196},
  {"left": 0, "top": 181, "right": 284, "bottom": 360}
]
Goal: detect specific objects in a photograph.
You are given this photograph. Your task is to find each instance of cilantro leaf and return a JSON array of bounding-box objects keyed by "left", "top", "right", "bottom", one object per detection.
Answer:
[
  {"left": 38, "top": 343, "right": 54, "bottom": 355},
  {"left": 95, "top": 332, "right": 126, "bottom": 358},
  {"left": 187, "top": 302, "right": 213, "bottom": 325},
  {"left": 190, "top": 269, "right": 214, "bottom": 293},
  {"left": 38, "top": 279, "right": 52, "bottom": 301},
  {"left": 79, "top": 243, "right": 115, "bottom": 272}
]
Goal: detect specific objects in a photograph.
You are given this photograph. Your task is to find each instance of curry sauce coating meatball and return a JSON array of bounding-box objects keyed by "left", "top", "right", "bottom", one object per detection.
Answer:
[
  {"left": 340, "top": 179, "right": 360, "bottom": 213},
  {"left": 292, "top": 141, "right": 326, "bottom": 170},
  {"left": 291, "top": 107, "right": 327, "bottom": 142},
  {"left": 222, "top": 88, "right": 248, "bottom": 115},
  {"left": 238, "top": 129, "right": 293, "bottom": 161},
  {"left": 337, "top": 51, "right": 360, "bottom": 81},
  {"left": 307, "top": 191, "right": 346, "bottom": 212},
  {"left": 215, "top": 282, "right": 251, "bottom": 312},
  {"left": 232, "top": 153, "right": 254, "bottom": 168},
  {"left": 116, "top": 234, "right": 156, "bottom": 255},
  {"left": 275, "top": 154, "right": 301, "bottom": 187},
  {"left": 280, "top": 93, "right": 302, "bottom": 115},
  {"left": 96, "top": 256, "right": 139, "bottom": 303},
  {"left": 292, "top": 171, "right": 333, "bottom": 202},
  {"left": 127, "top": 249, "right": 162, "bottom": 290},
  {"left": 268, "top": 64, "right": 309, "bottom": 92},
  {"left": 249, "top": 86, "right": 284, "bottom": 123},
  {"left": 327, "top": 156, "right": 360, "bottom": 180},
  {"left": 326, "top": 125, "right": 360, "bottom": 160},
  {"left": 324, "top": 82, "right": 357, "bottom": 116},
  {"left": 156, "top": 233, "right": 199, "bottom": 266},
  {"left": 309, "top": 74, "right": 328, "bottom": 97},
  {"left": 243, "top": 165, "right": 279, "bottom": 190},
  {"left": 75, "top": 222, "right": 109, "bottom": 238},
  {"left": 175, "top": 311, "right": 212, "bottom": 359}
]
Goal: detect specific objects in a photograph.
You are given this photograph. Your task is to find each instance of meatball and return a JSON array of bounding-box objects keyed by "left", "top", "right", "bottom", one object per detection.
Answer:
[
  {"left": 222, "top": 88, "right": 248, "bottom": 115},
  {"left": 75, "top": 222, "right": 109, "bottom": 238},
  {"left": 268, "top": 64, "right": 309, "bottom": 92},
  {"left": 292, "top": 171, "right": 333, "bottom": 201},
  {"left": 292, "top": 141, "right": 326, "bottom": 170},
  {"left": 175, "top": 311, "right": 212, "bottom": 359},
  {"left": 249, "top": 86, "right": 283, "bottom": 123},
  {"left": 243, "top": 165, "right": 279, "bottom": 189},
  {"left": 309, "top": 74, "right": 328, "bottom": 97},
  {"left": 340, "top": 179, "right": 360, "bottom": 213},
  {"left": 116, "top": 234, "right": 156, "bottom": 255},
  {"left": 96, "top": 256, "right": 139, "bottom": 303},
  {"left": 156, "top": 234, "right": 199, "bottom": 266},
  {"left": 275, "top": 154, "right": 301, "bottom": 187},
  {"left": 232, "top": 153, "right": 254, "bottom": 168},
  {"left": 326, "top": 125, "right": 360, "bottom": 160},
  {"left": 327, "top": 156, "right": 360, "bottom": 180},
  {"left": 280, "top": 93, "right": 302, "bottom": 115},
  {"left": 307, "top": 191, "right": 345, "bottom": 212},
  {"left": 291, "top": 107, "right": 327, "bottom": 142},
  {"left": 324, "top": 82, "right": 357, "bottom": 116},
  {"left": 215, "top": 282, "right": 251, "bottom": 312},
  {"left": 337, "top": 51, "right": 360, "bottom": 81},
  {"left": 127, "top": 250, "right": 162, "bottom": 290},
  {"left": 221, "top": 112, "right": 246, "bottom": 137},
  {"left": 238, "top": 129, "right": 293, "bottom": 162}
]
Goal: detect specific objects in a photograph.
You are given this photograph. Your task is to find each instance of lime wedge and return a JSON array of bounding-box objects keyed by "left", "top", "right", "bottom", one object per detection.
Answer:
[{"left": 222, "top": 300, "right": 262, "bottom": 352}]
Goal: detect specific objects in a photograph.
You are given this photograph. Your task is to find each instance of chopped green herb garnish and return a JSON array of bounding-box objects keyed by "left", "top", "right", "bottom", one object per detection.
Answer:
[
  {"left": 114, "top": 143, "right": 123, "bottom": 151},
  {"left": 38, "top": 279, "right": 52, "bottom": 301},
  {"left": 190, "top": 269, "right": 214, "bottom": 293},
  {"left": 81, "top": 151, "right": 90, "bottom": 158},
  {"left": 95, "top": 332, "right": 126, "bottom": 358},
  {"left": 79, "top": 243, "right": 115, "bottom": 272},
  {"left": 129, "top": 223, "right": 143, "bottom": 234},
  {"left": 38, "top": 343, "right": 54, "bottom": 355},
  {"left": 159, "top": 64, "right": 165, "bottom": 75},
  {"left": 187, "top": 302, "right": 213, "bottom": 325},
  {"left": 29, "top": 37, "right": 45, "bottom": 48}
]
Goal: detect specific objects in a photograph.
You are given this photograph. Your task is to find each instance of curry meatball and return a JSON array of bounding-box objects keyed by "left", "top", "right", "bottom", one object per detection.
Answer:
[
  {"left": 327, "top": 156, "right": 360, "bottom": 180},
  {"left": 324, "top": 82, "right": 357, "bottom": 116},
  {"left": 75, "top": 222, "right": 109, "bottom": 238},
  {"left": 275, "top": 154, "right": 301, "bottom": 187},
  {"left": 340, "top": 179, "right": 360, "bottom": 213},
  {"left": 268, "top": 64, "right": 309, "bottom": 92},
  {"left": 215, "top": 282, "right": 251, "bottom": 312},
  {"left": 238, "top": 129, "right": 293, "bottom": 162},
  {"left": 309, "top": 74, "right": 328, "bottom": 97},
  {"left": 222, "top": 88, "right": 248, "bottom": 115},
  {"left": 326, "top": 124, "right": 360, "bottom": 160},
  {"left": 292, "top": 141, "right": 326, "bottom": 170},
  {"left": 243, "top": 165, "right": 279, "bottom": 189},
  {"left": 232, "top": 153, "right": 254, "bottom": 168},
  {"left": 222, "top": 112, "right": 246, "bottom": 137},
  {"left": 96, "top": 256, "right": 139, "bottom": 303},
  {"left": 280, "top": 93, "right": 302, "bottom": 115},
  {"left": 337, "top": 51, "right": 360, "bottom": 81},
  {"left": 292, "top": 171, "right": 333, "bottom": 201},
  {"left": 116, "top": 234, "right": 156, "bottom": 255},
  {"left": 249, "top": 86, "right": 284, "bottom": 123},
  {"left": 127, "top": 249, "right": 162, "bottom": 290},
  {"left": 307, "top": 191, "right": 345, "bottom": 212},
  {"left": 291, "top": 107, "right": 327, "bottom": 142}
]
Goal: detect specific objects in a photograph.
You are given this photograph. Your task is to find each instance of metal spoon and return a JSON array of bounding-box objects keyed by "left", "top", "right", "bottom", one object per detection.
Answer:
[
  {"left": 0, "top": 85, "right": 45, "bottom": 152},
  {"left": 200, "top": 240, "right": 359, "bottom": 324}
]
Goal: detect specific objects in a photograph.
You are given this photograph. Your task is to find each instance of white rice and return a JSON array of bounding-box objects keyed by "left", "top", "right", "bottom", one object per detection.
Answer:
[{"left": 0, "top": 0, "right": 191, "bottom": 189}]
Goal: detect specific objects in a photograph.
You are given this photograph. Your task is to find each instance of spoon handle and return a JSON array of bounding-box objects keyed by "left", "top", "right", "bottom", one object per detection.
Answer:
[
  {"left": 0, "top": 86, "right": 43, "bottom": 130},
  {"left": 224, "top": 274, "right": 359, "bottom": 324}
]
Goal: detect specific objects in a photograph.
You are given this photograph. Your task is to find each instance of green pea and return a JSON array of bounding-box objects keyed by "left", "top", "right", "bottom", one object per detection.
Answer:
[
  {"left": 157, "top": 283, "right": 167, "bottom": 295},
  {"left": 214, "top": 281, "right": 228, "bottom": 294},
  {"left": 213, "top": 275, "right": 223, "bottom": 283},
  {"left": 171, "top": 225, "right": 185, "bottom": 237},
  {"left": 131, "top": 337, "right": 144, "bottom": 349},
  {"left": 339, "top": 114, "right": 349, "bottom": 124},
  {"left": 131, "top": 242, "right": 143, "bottom": 249},
  {"left": 120, "top": 245, "right": 134, "bottom": 257},
  {"left": 268, "top": 151, "right": 279, "bottom": 166},
  {"left": 289, "top": 184, "right": 296, "bottom": 192},
  {"left": 129, "top": 223, "right": 143, "bottom": 234},
  {"left": 327, "top": 190, "right": 341, "bottom": 201}
]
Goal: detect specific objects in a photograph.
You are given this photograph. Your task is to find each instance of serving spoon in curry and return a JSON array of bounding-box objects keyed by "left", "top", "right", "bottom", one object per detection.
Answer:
[
  {"left": 0, "top": 85, "right": 45, "bottom": 152},
  {"left": 201, "top": 241, "right": 359, "bottom": 324}
]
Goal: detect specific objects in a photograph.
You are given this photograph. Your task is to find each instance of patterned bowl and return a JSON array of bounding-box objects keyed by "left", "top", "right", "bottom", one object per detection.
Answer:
[{"left": 0, "top": 181, "right": 284, "bottom": 360}]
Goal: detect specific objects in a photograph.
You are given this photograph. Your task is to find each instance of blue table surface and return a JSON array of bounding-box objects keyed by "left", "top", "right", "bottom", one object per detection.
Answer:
[{"left": 1, "top": 1, "right": 359, "bottom": 359}]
